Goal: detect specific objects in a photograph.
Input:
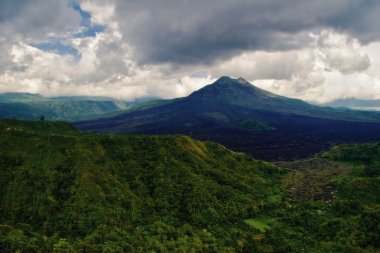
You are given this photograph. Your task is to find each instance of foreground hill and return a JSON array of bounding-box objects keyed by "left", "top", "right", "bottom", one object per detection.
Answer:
[
  {"left": 0, "top": 119, "right": 283, "bottom": 252},
  {"left": 1, "top": 119, "right": 379, "bottom": 252},
  {"left": 76, "top": 76, "right": 380, "bottom": 161}
]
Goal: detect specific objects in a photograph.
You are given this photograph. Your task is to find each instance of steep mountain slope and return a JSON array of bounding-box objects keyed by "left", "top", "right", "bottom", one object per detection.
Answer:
[
  {"left": 0, "top": 119, "right": 283, "bottom": 252},
  {"left": 76, "top": 77, "right": 380, "bottom": 160}
]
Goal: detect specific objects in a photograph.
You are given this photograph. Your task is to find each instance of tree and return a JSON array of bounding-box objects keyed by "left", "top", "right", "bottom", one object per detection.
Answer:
[{"left": 53, "top": 239, "right": 75, "bottom": 253}]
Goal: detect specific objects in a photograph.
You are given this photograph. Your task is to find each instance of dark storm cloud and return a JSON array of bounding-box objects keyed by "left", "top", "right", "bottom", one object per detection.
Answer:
[
  {"left": 111, "top": 0, "right": 380, "bottom": 65},
  {"left": 0, "top": 0, "right": 80, "bottom": 40},
  {"left": 0, "top": 0, "right": 29, "bottom": 22}
]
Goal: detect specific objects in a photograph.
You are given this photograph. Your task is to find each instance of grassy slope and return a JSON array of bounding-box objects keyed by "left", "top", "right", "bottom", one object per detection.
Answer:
[{"left": 0, "top": 119, "right": 283, "bottom": 252}]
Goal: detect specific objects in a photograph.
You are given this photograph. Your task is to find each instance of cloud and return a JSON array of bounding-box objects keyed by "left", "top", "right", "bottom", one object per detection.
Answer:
[
  {"left": 209, "top": 50, "right": 314, "bottom": 81},
  {"left": 110, "top": 0, "right": 380, "bottom": 65},
  {"left": 31, "top": 42, "right": 81, "bottom": 60},
  {"left": 0, "top": 0, "right": 81, "bottom": 75},
  {"left": 314, "top": 31, "right": 370, "bottom": 74},
  {"left": 0, "top": 0, "right": 380, "bottom": 104},
  {"left": 0, "top": 0, "right": 80, "bottom": 40},
  {"left": 212, "top": 30, "right": 377, "bottom": 103}
]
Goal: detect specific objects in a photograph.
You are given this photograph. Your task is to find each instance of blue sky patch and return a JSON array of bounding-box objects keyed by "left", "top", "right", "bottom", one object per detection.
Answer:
[
  {"left": 30, "top": 2, "right": 105, "bottom": 61},
  {"left": 70, "top": 1, "right": 106, "bottom": 38},
  {"left": 70, "top": 1, "right": 91, "bottom": 27},
  {"left": 73, "top": 24, "right": 105, "bottom": 38},
  {"left": 32, "top": 42, "right": 81, "bottom": 61}
]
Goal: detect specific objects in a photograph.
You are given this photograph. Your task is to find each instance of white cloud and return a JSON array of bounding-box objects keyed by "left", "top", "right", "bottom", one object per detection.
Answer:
[
  {"left": 219, "top": 30, "right": 380, "bottom": 103},
  {"left": 314, "top": 31, "right": 370, "bottom": 74},
  {"left": 0, "top": 1, "right": 380, "bottom": 105}
]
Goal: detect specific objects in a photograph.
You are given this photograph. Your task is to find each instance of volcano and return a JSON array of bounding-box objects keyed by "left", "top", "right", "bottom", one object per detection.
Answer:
[{"left": 75, "top": 76, "right": 380, "bottom": 160}]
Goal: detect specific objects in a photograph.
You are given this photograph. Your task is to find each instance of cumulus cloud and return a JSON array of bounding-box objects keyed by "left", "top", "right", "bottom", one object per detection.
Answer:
[
  {"left": 314, "top": 31, "right": 370, "bottom": 74},
  {"left": 0, "top": 0, "right": 80, "bottom": 40},
  {"left": 0, "top": 0, "right": 81, "bottom": 74},
  {"left": 110, "top": 0, "right": 380, "bottom": 65},
  {"left": 251, "top": 33, "right": 379, "bottom": 103},
  {"left": 0, "top": 0, "right": 380, "bottom": 103}
]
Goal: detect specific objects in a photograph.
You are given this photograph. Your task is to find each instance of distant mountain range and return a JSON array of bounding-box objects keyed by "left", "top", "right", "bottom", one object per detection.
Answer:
[
  {"left": 2, "top": 77, "right": 380, "bottom": 160},
  {"left": 324, "top": 98, "right": 380, "bottom": 111},
  {"left": 76, "top": 77, "right": 380, "bottom": 160},
  {"left": 0, "top": 92, "right": 161, "bottom": 121}
]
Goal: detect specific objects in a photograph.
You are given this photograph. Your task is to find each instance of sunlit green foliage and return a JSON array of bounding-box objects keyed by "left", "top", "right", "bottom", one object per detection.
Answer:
[{"left": 0, "top": 119, "right": 283, "bottom": 252}]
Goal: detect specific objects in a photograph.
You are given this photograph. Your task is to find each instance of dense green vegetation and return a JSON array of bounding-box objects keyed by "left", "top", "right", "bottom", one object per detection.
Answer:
[
  {"left": 266, "top": 145, "right": 380, "bottom": 252},
  {"left": 0, "top": 119, "right": 283, "bottom": 252},
  {"left": 0, "top": 119, "right": 379, "bottom": 252}
]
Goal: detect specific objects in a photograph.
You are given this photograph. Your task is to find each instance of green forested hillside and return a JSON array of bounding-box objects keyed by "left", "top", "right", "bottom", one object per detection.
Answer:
[
  {"left": 322, "top": 143, "right": 380, "bottom": 206},
  {"left": 0, "top": 119, "right": 379, "bottom": 252},
  {"left": 0, "top": 119, "right": 283, "bottom": 252},
  {"left": 270, "top": 144, "right": 380, "bottom": 252},
  {"left": 0, "top": 93, "right": 165, "bottom": 121},
  {"left": 0, "top": 93, "right": 126, "bottom": 121}
]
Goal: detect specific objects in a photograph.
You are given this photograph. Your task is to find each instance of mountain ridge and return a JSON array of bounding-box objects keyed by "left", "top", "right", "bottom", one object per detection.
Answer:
[
  {"left": 0, "top": 93, "right": 163, "bottom": 121},
  {"left": 324, "top": 97, "right": 380, "bottom": 110}
]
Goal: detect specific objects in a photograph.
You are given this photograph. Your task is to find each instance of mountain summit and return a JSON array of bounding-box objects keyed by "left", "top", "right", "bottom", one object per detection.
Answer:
[
  {"left": 75, "top": 76, "right": 380, "bottom": 160},
  {"left": 185, "top": 76, "right": 320, "bottom": 116},
  {"left": 76, "top": 76, "right": 380, "bottom": 131},
  {"left": 190, "top": 76, "right": 278, "bottom": 101},
  {"left": 76, "top": 76, "right": 318, "bottom": 132}
]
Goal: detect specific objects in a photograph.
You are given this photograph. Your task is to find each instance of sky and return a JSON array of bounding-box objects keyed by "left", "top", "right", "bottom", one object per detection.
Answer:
[{"left": 1, "top": 0, "right": 380, "bottom": 103}]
